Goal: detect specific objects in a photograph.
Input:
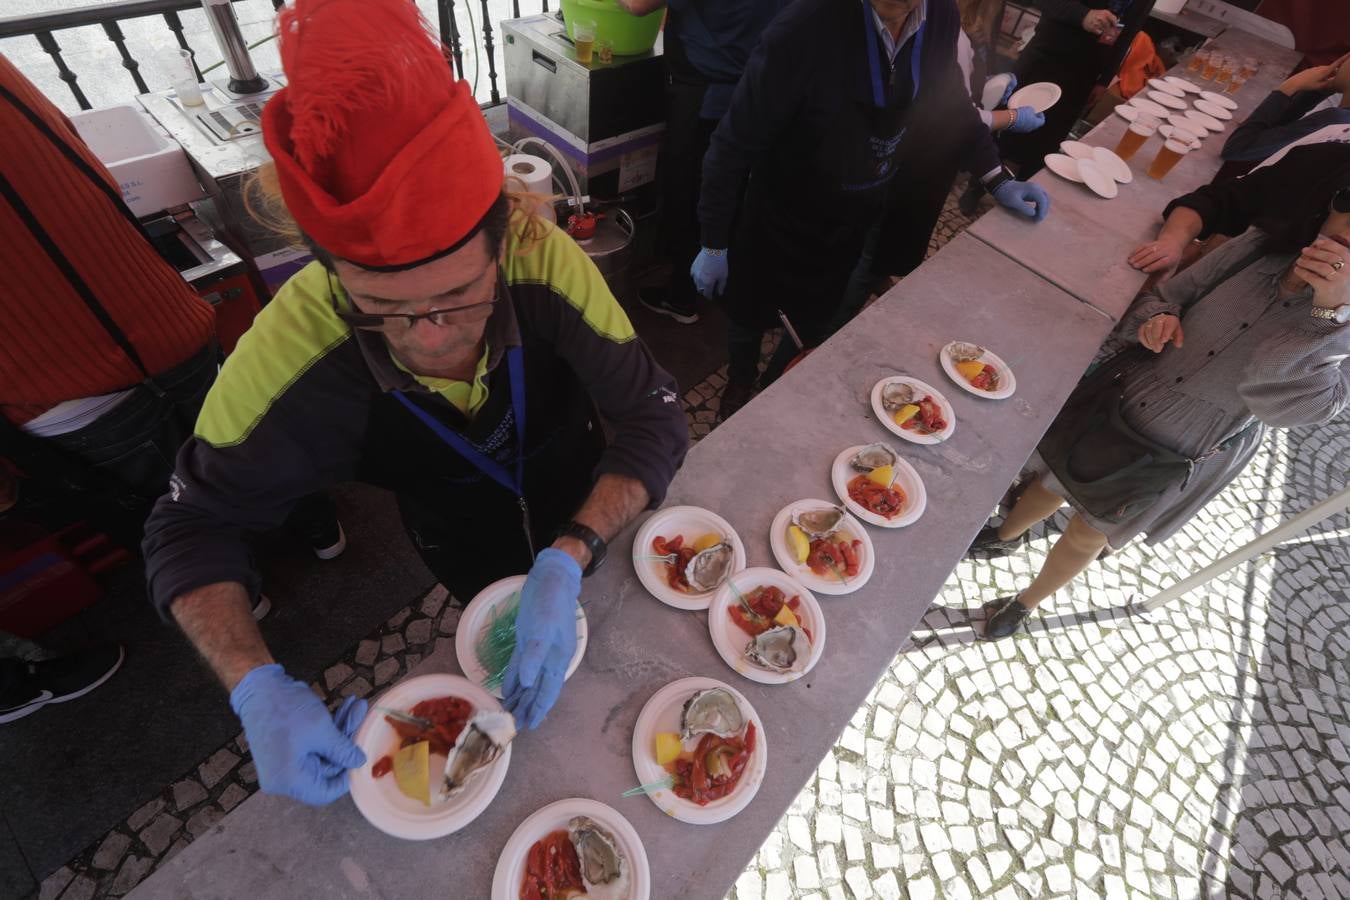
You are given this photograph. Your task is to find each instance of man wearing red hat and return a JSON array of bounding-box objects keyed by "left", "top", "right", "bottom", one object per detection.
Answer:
[{"left": 142, "top": 0, "right": 688, "bottom": 805}]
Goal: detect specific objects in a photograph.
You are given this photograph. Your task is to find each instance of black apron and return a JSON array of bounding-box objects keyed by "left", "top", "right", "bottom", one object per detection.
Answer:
[
  {"left": 356, "top": 336, "right": 605, "bottom": 604},
  {"left": 729, "top": 12, "right": 927, "bottom": 336}
]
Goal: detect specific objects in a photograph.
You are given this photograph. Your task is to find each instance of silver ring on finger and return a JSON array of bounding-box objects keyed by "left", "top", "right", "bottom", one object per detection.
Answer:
[{"left": 1333, "top": 259, "right": 1345, "bottom": 271}]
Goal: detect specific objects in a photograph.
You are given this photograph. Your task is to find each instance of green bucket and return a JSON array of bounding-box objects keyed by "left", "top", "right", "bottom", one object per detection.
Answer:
[{"left": 559, "top": 0, "right": 664, "bottom": 57}]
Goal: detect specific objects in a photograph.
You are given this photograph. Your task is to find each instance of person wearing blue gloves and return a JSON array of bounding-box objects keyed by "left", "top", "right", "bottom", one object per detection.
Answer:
[
  {"left": 142, "top": 0, "right": 688, "bottom": 805},
  {"left": 693, "top": 0, "right": 1050, "bottom": 419}
]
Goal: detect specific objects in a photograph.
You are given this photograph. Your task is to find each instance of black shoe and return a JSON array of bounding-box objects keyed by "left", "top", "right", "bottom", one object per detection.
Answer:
[
  {"left": 981, "top": 596, "right": 1032, "bottom": 640},
  {"left": 0, "top": 644, "right": 125, "bottom": 724},
  {"left": 968, "top": 525, "right": 1025, "bottom": 558},
  {"left": 639, "top": 287, "right": 699, "bottom": 324},
  {"left": 718, "top": 379, "right": 755, "bottom": 423}
]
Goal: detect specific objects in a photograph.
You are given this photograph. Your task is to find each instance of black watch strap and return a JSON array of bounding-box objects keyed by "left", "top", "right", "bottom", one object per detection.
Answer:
[
  {"left": 556, "top": 520, "right": 607, "bottom": 576},
  {"left": 984, "top": 166, "right": 1015, "bottom": 196}
]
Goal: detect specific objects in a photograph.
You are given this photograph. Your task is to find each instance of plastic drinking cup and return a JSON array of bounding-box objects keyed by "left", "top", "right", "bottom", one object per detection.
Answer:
[{"left": 157, "top": 48, "right": 203, "bottom": 106}]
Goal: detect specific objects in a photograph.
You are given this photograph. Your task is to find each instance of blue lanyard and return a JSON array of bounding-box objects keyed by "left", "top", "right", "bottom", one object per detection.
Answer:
[
  {"left": 863, "top": 10, "right": 925, "bottom": 110},
  {"left": 393, "top": 346, "right": 527, "bottom": 498}
]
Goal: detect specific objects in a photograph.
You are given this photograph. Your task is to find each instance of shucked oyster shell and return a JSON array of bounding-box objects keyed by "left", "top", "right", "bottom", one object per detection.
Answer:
[
  {"left": 685, "top": 541, "right": 734, "bottom": 592},
  {"left": 850, "top": 441, "right": 898, "bottom": 472},
  {"left": 792, "top": 506, "right": 845, "bottom": 540},
  {"left": 880, "top": 381, "right": 917, "bottom": 412},
  {"left": 441, "top": 710, "right": 514, "bottom": 797},
  {"left": 949, "top": 342, "right": 986, "bottom": 363},
  {"left": 681, "top": 687, "right": 745, "bottom": 741},
  {"left": 568, "top": 816, "right": 629, "bottom": 899},
  {"left": 744, "top": 625, "right": 809, "bottom": 674}
]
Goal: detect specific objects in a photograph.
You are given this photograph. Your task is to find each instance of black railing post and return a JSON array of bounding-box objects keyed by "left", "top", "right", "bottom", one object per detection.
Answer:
[
  {"left": 102, "top": 20, "right": 151, "bottom": 94},
  {"left": 437, "top": 0, "right": 466, "bottom": 81},
  {"left": 478, "top": 0, "right": 500, "bottom": 104},
  {"left": 161, "top": 11, "right": 204, "bottom": 81},
  {"left": 512, "top": 1, "right": 521, "bottom": 16},
  {"left": 35, "top": 30, "right": 91, "bottom": 110}
]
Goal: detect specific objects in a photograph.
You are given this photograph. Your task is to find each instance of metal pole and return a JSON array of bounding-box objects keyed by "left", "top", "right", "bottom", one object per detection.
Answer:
[
  {"left": 201, "top": 0, "right": 267, "bottom": 94},
  {"left": 1140, "top": 485, "right": 1350, "bottom": 611}
]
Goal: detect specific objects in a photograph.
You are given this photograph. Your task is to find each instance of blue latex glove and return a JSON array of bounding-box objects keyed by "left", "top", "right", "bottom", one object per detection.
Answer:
[
  {"left": 502, "top": 548, "right": 581, "bottom": 730},
  {"left": 230, "top": 664, "right": 368, "bottom": 805},
  {"left": 992, "top": 179, "right": 1051, "bottom": 223},
  {"left": 1006, "top": 106, "right": 1046, "bottom": 134},
  {"left": 690, "top": 248, "right": 729, "bottom": 299},
  {"left": 998, "top": 73, "right": 1019, "bottom": 107}
]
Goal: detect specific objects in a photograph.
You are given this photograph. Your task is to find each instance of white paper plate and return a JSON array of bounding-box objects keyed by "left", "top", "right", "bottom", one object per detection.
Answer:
[
  {"left": 1059, "top": 140, "right": 1094, "bottom": 160},
  {"left": 1166, "top": 113, "right": 1204, "bottom": 135},
  {"left": 1077, "top": 158, "right": 1119, "bottom": 199},
  {"left": 1147, "top": 89, "right": 1188, "bottom": 110},
  {"left": 1147, "top": 77, "right": 1185, "bottom": 97},
  {"left": 350, "top": 674, "right": 512, "bottom": 840},
  {"left": 768, "top": 500, "right": 875, "bottom": 596},
  {"left": 940, "top": 341, "right": 1017, "bottom": 400},
  {"left": 981, "top": 72, "right": 1013, "bottom": 111},
  {"left": 1043, "top": 152, "right": 1083, "bottom": 183},
  {"left": 1008, "top": 81, "right": 1062, "bottom": 113},
  {"left": 1130, "top": 97, "right": 1170, "bottom": 118},
  {"left": 1091, "top": 146, "right": 1133, "bottom": 184},
  {"left": 708, "top": 567, "right": 825, "bottom": 685},
  {"left": 1193, "top": 98, "right": 1233, "bottom": 120},
  {"left": 830, "top": 445, "right": 926, "bottom": 529},
  {"left": 1184, "top": 109, "right": 1224, "bottom": 133},
  {"left": 870, "top": 375, "right": 956, "bottom": 444},
  {"left": 491, "top": 798, "right": 651, "bottom": 900},
  {"left": 456, "top": 575, "right": 588, "bottom": 699},
  {"left": 1199, "top": 89, "right": 1238, "bottom": 110},
  {"left": 1165, "top": 75, "right": 1202, "bottom": 94},
  {"left": 630, "top": 677, "right": 767, "bottom": 825},
  {"left": 1114, "top": 104, "right": 1139, "bottom": 123},
  {"left": 632, "top": 506, "right": 747, "bottom": 611}
]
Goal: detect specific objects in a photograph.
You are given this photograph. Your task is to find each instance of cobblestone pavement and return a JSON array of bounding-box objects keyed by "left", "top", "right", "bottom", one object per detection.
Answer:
[{"left": 32, "top": 192, "right": 1350, "bottom": 899}]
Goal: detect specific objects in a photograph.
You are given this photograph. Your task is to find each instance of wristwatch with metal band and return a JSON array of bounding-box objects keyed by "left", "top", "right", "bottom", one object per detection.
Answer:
[
  {"left": 1310, "top": 304, "right": 1350, "bottom": 324},
  {"left": 555, "top": 520, "right": 607, "bottom": 576}
]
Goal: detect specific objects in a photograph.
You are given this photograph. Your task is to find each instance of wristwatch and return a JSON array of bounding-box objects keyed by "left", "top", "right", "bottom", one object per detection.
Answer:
[
  {"left": 983, "top": 166, "right": 1016, "bottom": 195},
  {"left": 555, "top": 520, "right": 607, "bottom": 576},
  {"left": 1310, "top": 304, "right": 1350, "bottom": 324}
]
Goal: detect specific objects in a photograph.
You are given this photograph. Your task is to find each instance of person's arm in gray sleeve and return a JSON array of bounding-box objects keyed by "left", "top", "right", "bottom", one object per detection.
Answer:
[{"left": 1238, "top": 319, "right": 1350, "bottom": 427}]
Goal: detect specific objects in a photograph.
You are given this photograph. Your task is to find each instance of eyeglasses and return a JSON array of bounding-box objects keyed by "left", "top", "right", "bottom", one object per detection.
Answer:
[
  {"left": 328, "top": 272, "right": 499, "bottom": 332},
  {"left": 1333, "top": 186, "right": 1350, "bottom": 215}
]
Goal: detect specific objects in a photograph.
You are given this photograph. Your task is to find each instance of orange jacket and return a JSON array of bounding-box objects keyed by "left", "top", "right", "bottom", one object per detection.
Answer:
[{"left": 1115, "top": 32, "right": 1167, "bottom": 100}]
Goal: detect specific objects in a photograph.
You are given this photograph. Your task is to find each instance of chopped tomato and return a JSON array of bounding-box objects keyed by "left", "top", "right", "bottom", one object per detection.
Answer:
[
  {"left": 654, "top": 534, "right": 698, "bottom": 592},
  {"left": 847, "top": 474, "right": 907, "bottom": 519},
  {"left": 668, "top": 722, "right": 758, "bottom": 805},
  {"left": 371, "top": 755, "right": 393, "bottom": 779},
  {"left": 374, "top": 695, "right": 475, "bottom": 778},
  {"left": 729, "top": 585, "right": 790, "bottom": 637},
  {"left": 969, "top": 364, "right": 999, "bottom": 391},
  {"left": 521, "top": 829, "right": 584, "bottom": 900}
]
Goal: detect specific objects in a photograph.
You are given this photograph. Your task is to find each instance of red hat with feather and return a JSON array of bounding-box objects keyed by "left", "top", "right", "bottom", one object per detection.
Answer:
[{"left": 261, "top": 0, "right": 503, "bottom": 269}]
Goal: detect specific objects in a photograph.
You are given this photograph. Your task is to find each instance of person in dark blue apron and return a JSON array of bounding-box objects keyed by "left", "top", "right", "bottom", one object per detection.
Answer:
[
  {"left": 692, "top": 0, "right": 1050, "bottom": 418},
  {"left": 141, "top": 0, "right": 689, "bottom": 807}
]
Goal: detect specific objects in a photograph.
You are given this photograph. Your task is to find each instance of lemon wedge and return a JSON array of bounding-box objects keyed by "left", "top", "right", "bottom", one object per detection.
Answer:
[
  {"left": 786, "top": 525, "right": 810, "bottom": 563},
  {"left": 693, "top": 533, "right": 722, "bottom": 553},
  {"left": 866, "top": 464, "right": 894, "bottom": 487}
]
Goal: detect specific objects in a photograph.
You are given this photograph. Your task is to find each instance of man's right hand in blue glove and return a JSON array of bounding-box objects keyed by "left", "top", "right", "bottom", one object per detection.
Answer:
[
  {"left": 230, "top": 663, "right": 368, "bottom": 805},
  {"left": 690, "top": 248, "right": 729, "bottom": 299},
  {"left": 502, "top": 547, "right": 581, "bottom": 730},
  {"left": 1006, "top": 106, "right": 1046, "bottom": 133}
]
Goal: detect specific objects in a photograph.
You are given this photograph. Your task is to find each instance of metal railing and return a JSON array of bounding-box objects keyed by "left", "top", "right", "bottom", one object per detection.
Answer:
[{"left": 0, "top": 0, "right": 551, "bottom": 111}]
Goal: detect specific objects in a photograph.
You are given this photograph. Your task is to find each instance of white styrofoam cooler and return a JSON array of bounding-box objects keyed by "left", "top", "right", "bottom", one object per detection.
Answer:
[{"left": 69, "top": 104, "right": 205, "bottom": 217}]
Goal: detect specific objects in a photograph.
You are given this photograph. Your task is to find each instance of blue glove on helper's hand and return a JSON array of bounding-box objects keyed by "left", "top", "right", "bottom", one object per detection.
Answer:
[
  {"left": 1006, "top": 106, "right": 1046, "bottom": 133},
  {"left": 998, "top": 73, "right": 1019, "bottom": 107},
  {"left": 993, "top": 179, "right": 1052, "bottom": 223},
  {"left": 230, "top": 664, "right": 368, "bottom": 805},
  {"left": 690, "top": 248, "right": 729, "bottom": 299},
  {"left": 502, "top": 548, "right": 581, "bottom": 730}
]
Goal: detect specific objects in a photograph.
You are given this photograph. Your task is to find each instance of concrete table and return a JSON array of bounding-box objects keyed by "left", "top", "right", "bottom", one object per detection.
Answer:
[
  {"left": 969, "top": 37, "right": 1301, "bottom": 322},
  {"left": 128, "top": 234, "right": 1113, "bottom": 900}
]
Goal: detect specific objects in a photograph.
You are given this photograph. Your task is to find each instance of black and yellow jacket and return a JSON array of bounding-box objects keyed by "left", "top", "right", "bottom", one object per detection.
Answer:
[{"left": 142, "top": 220, "right": 688, "bottom": 614}]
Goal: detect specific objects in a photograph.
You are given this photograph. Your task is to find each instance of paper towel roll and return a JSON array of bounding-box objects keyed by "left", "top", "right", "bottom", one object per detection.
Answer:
[{"left": 503, "top": 154, "right": 553, "bottom": 196}]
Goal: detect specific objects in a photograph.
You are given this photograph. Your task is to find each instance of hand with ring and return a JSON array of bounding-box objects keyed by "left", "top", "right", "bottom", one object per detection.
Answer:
[
  {"left": 1138, "top": 312, "right": 1184, "bottom": 353},
  {"left": 1293, "top": 236, "right": 1350, "bottom": 311},
  {"left": 1082, "top": 9, "right": 1118, "bottom": 35}
]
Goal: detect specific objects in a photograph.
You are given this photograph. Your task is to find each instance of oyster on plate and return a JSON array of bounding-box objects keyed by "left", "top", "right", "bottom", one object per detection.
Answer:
[
  {"left": 948, "top": 342, "right": 986, "bottom": 363},
  {"left": 685, "top": 541, "right": 734, "bottom": 592},
  {"left": 792, "top": 506, "right": 845, "bottom": 540},
  {"left": 567, "top": 816, "right": 630, "bottom": 899},
  {"left": 744, "top": 625, "right": 809, "bottom": 674},
  {"left": 880, "top": 381, "right": 917, "bottom": 412},
  {"left": 680, "top": 687, "right": 745, "bottom": 742},
  {"left": 441, "top": 710, "right": 515, "bottom": 797},
  {"left": 849, "top": 442, "right": 898, "bottom": 473}
]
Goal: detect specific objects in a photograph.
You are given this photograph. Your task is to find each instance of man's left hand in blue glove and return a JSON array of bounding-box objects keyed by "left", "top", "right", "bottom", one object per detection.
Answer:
[
  {"left": 1006, "top": 106, "right": 1046, "bottom": 134},
  {"left": 502, "top": 547, "right": 581, "bottom": 730},
  {"left": 992, "top": 179, "right": 1051, "bottom": 223}
]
